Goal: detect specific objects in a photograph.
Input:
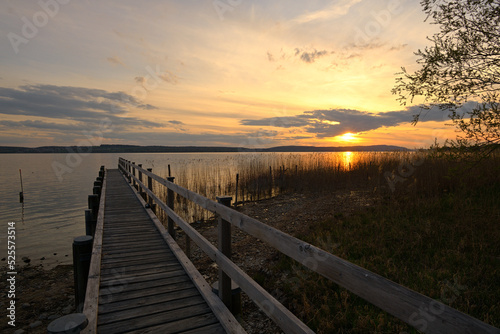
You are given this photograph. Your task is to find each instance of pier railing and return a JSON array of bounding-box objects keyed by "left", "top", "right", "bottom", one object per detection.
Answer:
[{"left": 118, "top": 158, "right": 499, "bottom": 334}]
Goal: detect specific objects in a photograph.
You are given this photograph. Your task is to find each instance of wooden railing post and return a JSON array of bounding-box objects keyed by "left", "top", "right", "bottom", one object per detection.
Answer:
[
  {"left": 132, "top": 162, "right": 136, "bottom": 189},
  {"left": 216, "top": 196, "right": 233, "bottom": 310},
  {"left": 167, "top": 177, "right": 176, "bottom": 239},
  {"left": 146, "top": 168, "right": 156, "bottom": 214},
  {"left": 138, "top": 164, "right": 143, "bottom": 190}
]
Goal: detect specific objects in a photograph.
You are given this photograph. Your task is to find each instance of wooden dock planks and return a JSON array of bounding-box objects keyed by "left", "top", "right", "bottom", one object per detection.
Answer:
[{"left": 96, "top": 169, "right": 226, "bottom": 333}]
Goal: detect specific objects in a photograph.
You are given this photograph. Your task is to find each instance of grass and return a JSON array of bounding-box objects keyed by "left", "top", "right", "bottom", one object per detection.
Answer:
[
  {"left": 259, "top": 152, "right": 500, "bottom": 333},
  {"left": 150, "top": 150, "right": 499, "bottom": 333}
]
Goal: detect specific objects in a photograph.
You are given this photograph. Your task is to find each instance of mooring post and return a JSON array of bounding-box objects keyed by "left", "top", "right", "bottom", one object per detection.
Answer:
[
  {"left": 88, "top": 194, "right": 99, "bottom": 222},
  {"left": 72, "top": 235, "right": 93, "bottom": 312},
  {"left": 84, "top": 209, "right": 95, "bottom": 237},
  {"left": 167, "top": 176, "right": 176, "bottom": 239},
  {"left": 216, "top": 196, "right": 234, "bottom": 311},
  {"left": 93, "top": 180, "right": 102, "bottom": 199}
]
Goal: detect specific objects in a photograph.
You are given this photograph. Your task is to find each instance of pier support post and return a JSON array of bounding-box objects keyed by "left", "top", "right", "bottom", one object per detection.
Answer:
[
  {"left": 216, "top": 196, "right": 236, "bottom": 312},
  {"left": 88, "top": 195, "right": 99, "bottom": 221},
  {"left": 167, "top": 177, "right": 176, "bottom": 239},
  {"left": 93, "top": 180, "right": 102, "bottom": 199},
  {"left": 84, "top": 209, "right": 95, "bottom": 237},
  {"left": 73, "top": 235, "right": 93, "bottom": 312}
]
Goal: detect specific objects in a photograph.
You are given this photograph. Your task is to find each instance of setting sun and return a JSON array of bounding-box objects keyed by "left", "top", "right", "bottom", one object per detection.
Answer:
[{"left": 337, "top": 132, "right": 358, "bottom": 143}]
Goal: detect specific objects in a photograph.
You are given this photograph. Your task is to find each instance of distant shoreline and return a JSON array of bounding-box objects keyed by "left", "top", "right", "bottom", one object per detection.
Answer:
[{"left": 0, "top": 144, "right": 409, "bottom": 154}]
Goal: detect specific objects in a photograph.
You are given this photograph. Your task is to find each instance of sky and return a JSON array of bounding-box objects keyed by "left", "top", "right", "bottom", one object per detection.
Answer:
[{"left": 0, "top": 0, "right": 462, "bottom": 149}]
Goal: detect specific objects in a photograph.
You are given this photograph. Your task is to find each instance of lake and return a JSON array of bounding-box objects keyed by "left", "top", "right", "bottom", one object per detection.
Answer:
[{"left": 0, "top": 151, "right": 375, "bottom": 268}]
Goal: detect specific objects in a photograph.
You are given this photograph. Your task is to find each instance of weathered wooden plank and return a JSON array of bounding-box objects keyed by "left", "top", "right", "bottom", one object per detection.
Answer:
[
  {"left": 100, "top": 274, "right": 191, "bottom": 294},
  {"left": 124, "top": 313, "right": 221, "bottom": 334},
  {"left": 130, "top": 313, "right": 224, "bottom": 334},
  {"left": 98, "top": 278, "right": 194, "bottom": 303},
  {"left": 180, "top": 323, "right": 228, "bottom": 334},
  {"left": 98, "top": 295, "right": 206, "bottom": 324},
  {"left": 97, "top": 302, "right": 213, "bottom": 333},
  {"left": 99, "top": 266, "right": 185, "bottom": 281},
  {"left": 100, "top": 248, "right": 167, "bottom": 259},
  {"left": 100, "top": 253, "right": 173, "bottom": 266},
  {"left": 98, "top": 287, "right": 201, "bottom": 314},
  {"left": 101, "top": 241, "right": 164, "bottom": 251},
  {"left": 100, "top": 252, "right": 173, "bottom": 265},
  {"left": 100, "top": 260, "right": 182, "bottom": 274}
]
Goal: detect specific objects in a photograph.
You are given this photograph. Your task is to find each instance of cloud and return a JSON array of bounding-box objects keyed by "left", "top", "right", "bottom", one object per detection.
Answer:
[
  {"left": 292, "top": 0, "right": 363, "bottom": 24},
  {"left": 158, "top": 71, "right": 179, "bottom": 84},
  {"left": 240, "top": 104, "right": 473, "bottom": 138},
  {"left": 106, "top": 56, "right": 126, "bottom": 67},
  {"left": 0, "top": 84, "right": 163, "bottom": 137},
  {"left": 267, "top": 52, "right": 275, "bottom": 62},
  {"left": 299, "top": 49, "right": 328, "bottom": 63},
  {"left": 135, "top": 76, "right": 146, "bottom": 84}
]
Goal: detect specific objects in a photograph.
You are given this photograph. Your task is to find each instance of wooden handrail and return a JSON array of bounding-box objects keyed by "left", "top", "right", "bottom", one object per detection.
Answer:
[{"left": 118, "top": 158, "right": 500, "bottom": 334}]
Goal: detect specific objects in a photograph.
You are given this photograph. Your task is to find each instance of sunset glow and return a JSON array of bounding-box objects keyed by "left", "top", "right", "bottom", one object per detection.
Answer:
[
  {"left": 0, "top": 1, "right": 457, "bottom": 149},
  {"left": 337, "top": 132, "right": 358, "bottom": 143}
]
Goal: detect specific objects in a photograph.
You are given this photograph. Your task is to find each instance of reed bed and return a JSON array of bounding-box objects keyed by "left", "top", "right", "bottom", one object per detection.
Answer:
[{"left": 154, "top": 151, "right": 422, "bottom": 223}]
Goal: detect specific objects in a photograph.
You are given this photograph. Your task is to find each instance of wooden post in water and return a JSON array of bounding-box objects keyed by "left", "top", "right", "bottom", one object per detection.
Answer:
[
  {"left": 73, "top": 235, "right": 93, "bottom": 312},
  {"left": 216, "top": 196, "right": 233, "bottom": 311},
  {"left": 85, "top": 209, "right": 95, "bottom": 237},
  {"left": 93, "top": 180, "right": 102, "bottom": 199},
  {"left": 167, "top": 176, "right": 176, "bottom": 239},
  {"left": 88, "top": 195, "right": 99, "bottom": 222},
  {"left": 19, "top": 169, "right": 24, "bottom": 203}
]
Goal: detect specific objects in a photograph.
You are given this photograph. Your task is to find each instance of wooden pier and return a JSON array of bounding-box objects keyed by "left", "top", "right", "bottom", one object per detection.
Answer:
[
  {"left": 79, "top": 160, "right": 500, "bottom": 334},
  {"left": 82, "top": 169, "right": 243, "bottom": 333}
]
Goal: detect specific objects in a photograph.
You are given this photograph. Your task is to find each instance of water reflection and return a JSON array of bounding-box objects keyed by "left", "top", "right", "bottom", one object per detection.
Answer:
[{"left": 341, "top": 152, "right": 353, "bottom": 170}]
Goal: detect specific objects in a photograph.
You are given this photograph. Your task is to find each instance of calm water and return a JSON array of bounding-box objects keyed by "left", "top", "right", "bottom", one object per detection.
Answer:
[{"left": 0, "top": 152, "right": 364, "bottom": 268}]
